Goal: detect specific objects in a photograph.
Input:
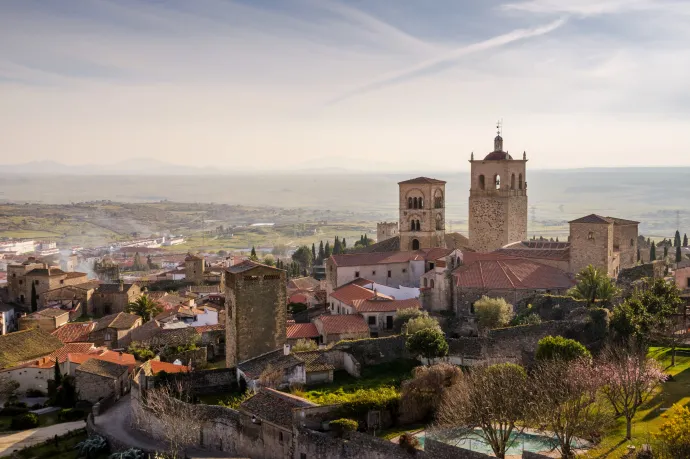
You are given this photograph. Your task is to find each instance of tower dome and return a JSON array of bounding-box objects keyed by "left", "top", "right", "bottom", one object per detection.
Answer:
[{"left": 484, "top": 124, "right": 512, "bottom": 160}]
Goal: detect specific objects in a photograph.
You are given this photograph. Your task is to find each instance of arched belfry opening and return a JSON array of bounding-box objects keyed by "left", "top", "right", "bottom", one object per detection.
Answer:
[
  {"left": 511, "top": 174, "right": 516, "bottom": 190},
  {"left": 412, "top": 239, "right": 420, "bottom": 250},
  {"left": 494, "top": 174, "right": 501, "bottom": 190},
  {"left": 479, "top": 175, "right": 485, "bottom": 190}
]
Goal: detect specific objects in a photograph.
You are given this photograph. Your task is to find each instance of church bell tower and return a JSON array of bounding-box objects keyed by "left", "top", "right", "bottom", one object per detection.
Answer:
[
  {"left": 468, "top": 124, "right": 528, "bottom": 252},
  {"left": 398, "top": 177, "right": 447, "bottom": 250}
]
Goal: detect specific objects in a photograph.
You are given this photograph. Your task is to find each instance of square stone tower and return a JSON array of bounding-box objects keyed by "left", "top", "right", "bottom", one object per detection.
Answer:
[
  {"left": 468, "top": 131, "right": 528, "bottom": 252},
  {"left": 184, "top": 253, "right": 205, "bottom": 285},
  {"left": 398, "top": 177, "right": 446, "bottom": 250},
  {"left": 376, "top": 222, "right": 399, "bottom": 243},
  {"left": 225, "top": 260, "right": 286, "bottom": 368}
]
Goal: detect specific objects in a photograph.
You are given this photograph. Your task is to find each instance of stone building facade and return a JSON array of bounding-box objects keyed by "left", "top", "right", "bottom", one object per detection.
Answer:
[
  {"left": 468, "top": 132, "right": 528, "bottom": 252},
  {"left": 75, "top": 359, "right": 129, "bottom": 403},
  {"left": 569, "top": 215, "right": 639, "bottom": 277},
  {"left": 7, "top": 261, "right": 88, "bottom": 307},
  {"left": 376, "top": 222, "right": 398, "bottom": 243},
  {"left": 225, "top": 261, "right": 287, "bottom": 368},
  {"left": 185, "top": 254, "right": 205, "bottom": 285},
  {"left": 398, "top": 177, "right": 446, "bottom": 250},
  {"left": 92, "top": 282, "right": 142, "bottom": 316}
]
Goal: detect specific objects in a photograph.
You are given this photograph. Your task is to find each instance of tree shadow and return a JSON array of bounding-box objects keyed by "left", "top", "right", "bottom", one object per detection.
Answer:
[
  {"left": 592, "top": 438, "right": 627, "bottom": 459},
  {"left": 639, "top": 366, "right": 690, "bottom": 423}
]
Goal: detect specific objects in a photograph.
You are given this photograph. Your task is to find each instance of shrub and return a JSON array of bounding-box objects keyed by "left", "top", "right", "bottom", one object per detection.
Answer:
[
  {"left": 288, "top": 302, "right": 308, "bottom": 314},
  {"left": 403, "top": 314, "right": 441, "bottom": 335},
  {"left": 1, "top": 406, "right": 29, "bottom": 416},
  {"left": 511, "top": 312, "right": 542, "bottom": 326},
  {"left": 109, "top": 448, "right": 146, "bottom": 459},
  {"left": 11, "top": 413, "right": 39, "bottom": 430},
  {"left": 59, "top": 408, "right": 86, "bottom": 422},
  {"left": 127, "top": 343, "right": 155, "bottom": 361},
  {"left": 536, "top": 336, "right": 591, "bottom": 362},
  {"left": 406, "top": 328, "right": 448, "bottom": 364},
  {"left": 394, "top": 308, "right": 425, "bottom": 333},
  {"left": 399, "top": 432, "right": 420, "bottom": 454},
  {"left": 400, "top": 363, "right": 463, "bottom": 423},
  {"left": 291, "top": 338, "right": 317, "bottom": 352},
  {"left": 30, "top": 403, "right": 43, "bottom": 410},
  {"left": 655, "top": 404, "right": 690, "bottom": 458},
  {"left": 75, "top": 435, "right": 109, "bottom": 458},
  {"left": 305, "top": 387, "right": 401, "bottom": 418},
  {"left": 329, "top": 418, "right": 358, "bottom": 437},
  {"left": 473, "top": 296, "right": 513, "bottom": 330},
  {"left": 26, "top": 388, "right": 46, "bottom": 397}
]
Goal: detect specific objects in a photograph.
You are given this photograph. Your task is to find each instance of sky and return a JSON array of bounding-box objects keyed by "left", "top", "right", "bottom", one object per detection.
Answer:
[{"left": 1, "top": 0, "right": 690, "bottom": 171}]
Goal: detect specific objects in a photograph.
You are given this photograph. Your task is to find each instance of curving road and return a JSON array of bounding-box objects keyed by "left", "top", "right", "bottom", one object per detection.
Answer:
[{"left": 0, "top": 420, "right": 86, "bottom": 457}]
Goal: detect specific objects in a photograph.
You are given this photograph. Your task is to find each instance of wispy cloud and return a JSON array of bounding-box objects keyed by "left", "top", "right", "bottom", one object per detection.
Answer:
[
  {"left": 501, "top": 0, "right": 685, "bottom": 17},
  {"left": 327, "top": 18, "right": 566, "bottom": 105}
]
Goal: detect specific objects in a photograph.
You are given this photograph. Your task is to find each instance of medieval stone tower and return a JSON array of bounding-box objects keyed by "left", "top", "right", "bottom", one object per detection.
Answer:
[
  {"left": 468, "top": 129, "right": 528, "bottom": 252},
  {"left": 376, "top": 222, "right": 399, "bottom": 242},
  {"left": 398, "top": 177, "right": 446, "bottom": 250}
]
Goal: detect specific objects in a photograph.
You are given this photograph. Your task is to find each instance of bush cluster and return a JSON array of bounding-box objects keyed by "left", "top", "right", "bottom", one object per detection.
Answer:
[
  {"left": 305, "top": 386, "right": 400, "bottom": 418},
  {"left": 11, "top": 413, "right": 39, "bottom": 430},
  {"left": 329, "top": 418, "right": 358, "bottom": 436}
]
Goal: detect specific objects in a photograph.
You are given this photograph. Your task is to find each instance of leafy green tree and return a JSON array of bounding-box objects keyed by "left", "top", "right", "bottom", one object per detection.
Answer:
[
  {"left": 403, "top": 314, "right": 442, "bottom": 335},
  {"left": 473, "top": 296, "right": 514, "bottom": 330},
  {"left": 677, "top": 245, "right": 682, "bottom": 263},
  {"left": 250, "top": 246, "right": 258, "bottom": 261},
  {"left": 291, "top": 245, "right": 313, "bottom": 271},
  {"left": 406, "top": 328, "right": 448, "bottom": 364},
  {"left": 535, "top": 336, "right": 592, "bottom": 362},
  {"left": 324, "top": 241, "right": 332, "bottom": 259},
  {"left": 125, "top": 294, "right": 163, "bottom": 322},
  {"left": 394, "top": 307, "right": 425, "bottom": 333},
  {"left": 568, "top": 265, "right": 620, "bottom": 307},
  {"left": 650, "top": 244, "right": 656, "bottom": 261},
  {"left": 31, "top": 283, "right": 37, "bottom": 312},
  {"left": 262, "top": 255, "right": 275, "bottom": 266}
]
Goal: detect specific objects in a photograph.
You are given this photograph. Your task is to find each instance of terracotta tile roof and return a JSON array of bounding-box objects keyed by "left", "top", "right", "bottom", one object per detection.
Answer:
[
  {"left": 445, "top": 232, "right": 472, "bottom": 251},
  {"left": 607, "top": 217, "right": 640, "bottom": 225},
  {"left": 419, "top": 247, "right": 455, "bottom": 261},
  {"left": 150, "top": 360, "right": 189, "bottom": 375},
  {"left": 454, "top": 257, "right": 575, "bottom": 290},
  {"left": 69, "top": 350, "right": 136, "bottom": 370},
  {"left": 237, "top": 349, "right": 303, "bottom": 379},
  {"left": 354, "top": 236, "right": 401, "bottom": 253},
  {"left": 316, "top": 314, "right": 369, "bottom": 335},
  {"left": 497, "top": 241, "right": 571, "bottom": 261},
  {"left": 294, "top": 350, "right": 335, "bottom": 373},
  {"left": 569, "top": 214, "right": 612, "bottom": 224},
  {"left": 286, "top": 323, "right": 319, "bottom": 339},
  {"left": 65, "top": 272, "right": 88, "bottom": 279},
  {"left": 28, "top": 308, "right": 70, "bottom": 319},
  {"left": 93, "top": 312, "right": 140, "bottom": 332},
  {"left": 352, "top": 297, "right": 420, "bottom": 313},
  {"left": 330, "top": 283, "right": 391, "bottom": 307},
  {"left": 0, "top": 329, "right": 64, "bottom": 369},
  {"left": 330, "top": 251, "right": 424, "bottom": 267},
  {"left": 76, "top": 358, "right": 129, "bottom": 379},
  {"left": 240, "top": 388, "right": 316, "bottom": 429},
  {"left": 288, "top": 293, "right": 308, "bottom": 304},
  {"left": 226, "top": 260, "right": 280, "bottom": 274},
  {"left": 29, "top": 343, "right": 98, "bottom": 368},
  {"left": 52, "top": 322, "right": 96, "bottom": 343},
  {"left": 349, "top": 278, "right": 376, "bottom": 287},
  {"left": 194, "top": 324, "right": 225, "bottom": 334},
  {"left": 398, "top": 177, "right": 446, "bottom": 185}
]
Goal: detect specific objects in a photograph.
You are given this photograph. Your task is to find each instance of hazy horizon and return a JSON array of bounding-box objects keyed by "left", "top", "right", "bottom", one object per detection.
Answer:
[{"left": 2, "top": 1, "right": 690, "bottom": 171}]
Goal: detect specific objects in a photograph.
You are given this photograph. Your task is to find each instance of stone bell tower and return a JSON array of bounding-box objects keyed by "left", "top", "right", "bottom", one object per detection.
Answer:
[
  {"left": 468, "top": 124, "right": 528, "bottom": 252},
  {"left": 398, "top": 177, "right": 446, "bottom": 250}
]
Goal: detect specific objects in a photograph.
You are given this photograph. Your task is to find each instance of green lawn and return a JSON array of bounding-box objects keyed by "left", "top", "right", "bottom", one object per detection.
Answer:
[
  {"left": 15, "top": 428, "right": 89, "bottom": 459},
  {"left": 582, "top": 347, "right": 690, "bottom": 458}
]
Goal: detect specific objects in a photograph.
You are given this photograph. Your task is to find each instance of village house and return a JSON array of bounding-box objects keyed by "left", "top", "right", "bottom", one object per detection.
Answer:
[
  {"left": 0, "top": 328, "right": 63, "bottom": 371},
  {"left": 88, "top": 312, "right": 142, "bottom": 349},
  {"left": 7, "top": 261, "right": 88, "bottom": 307},
  {"left": 92, "top": 282, "right": 142, "bottom": 316},
  {"left": 674, "top": 260, "right": 690, "bottom": 291},
  {"left": 313, "top": 314, "right": 370, "bottom": 344},
  {"left": 236, "top": 347, "right": 305, "bottom": 391},
  {"left": 42, "top": 280, "right": 100, "bottom": 318},
  {"left": 286, "top": 322, "right": 320, "bottom": 346},
  {"left": 75, "top": 358, "right": 130, "bottom": 403},
  {"left": 18, "top": 307, "right": 70, "bottom": 332},
  {"left": 65, "top": 349, "right": 136, "bottom": 376},
  {"left": 351, "top": 297, "right": 421, "bottom": 334},
  {"left": 294, "top": 350, "right": 335, "bottom": 384},
  {"left": 51, "top": 321, "right": 96, "bottom": 343}
]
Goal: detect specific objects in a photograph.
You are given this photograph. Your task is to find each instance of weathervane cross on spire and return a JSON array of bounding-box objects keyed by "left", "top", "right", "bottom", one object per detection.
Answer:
[{"left": 496, "top": 119, "right": 503, "bottom": 136}]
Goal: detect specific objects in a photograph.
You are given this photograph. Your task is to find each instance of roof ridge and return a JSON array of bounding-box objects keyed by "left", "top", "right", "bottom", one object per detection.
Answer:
[{"left": 497, "top": 260, "right": 518, "bottom": 289}]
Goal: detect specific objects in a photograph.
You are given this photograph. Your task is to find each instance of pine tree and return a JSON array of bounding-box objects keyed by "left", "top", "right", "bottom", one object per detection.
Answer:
[
  {"left": 31, "top": 283, "right": 37, "bottom": 312},
  {"left": 675, "top": 230, "right": 681, "bottom": 247},
  {"left": 650, "top": 244, "right": 656, "bottom": 261},
  {"left": 53, "top": 358, "right": 62, "bottom": 386},
  {"left": 311, "top": 243, "right": 316, "bottom": 262},
  {"left": 325, "top": 241, "right": 332, "bottom": 258},
  {"left": 684, "top": 234, "right": 688, "bottom": 247},
  {"left": 676, "top": 245, "right": 682, "bottom": 263}
]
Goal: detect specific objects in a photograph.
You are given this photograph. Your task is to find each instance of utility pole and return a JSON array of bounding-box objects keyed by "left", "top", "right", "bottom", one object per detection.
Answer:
[{"left": 201, "top": 214, "right": 205, "bottom": 248}]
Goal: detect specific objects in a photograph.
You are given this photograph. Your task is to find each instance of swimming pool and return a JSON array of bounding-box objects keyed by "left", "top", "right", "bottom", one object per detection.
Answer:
[{"left": 419, "top": 428, "right": 588, "bottom": 455}]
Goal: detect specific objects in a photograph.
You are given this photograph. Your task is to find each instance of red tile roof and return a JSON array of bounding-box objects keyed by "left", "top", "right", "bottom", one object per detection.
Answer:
[
  {"left": 351, "top": 297, "right": 420, "bottom": 313},
  {"left": 316, "top": 314, "right": 369, "bottom": 334},
  {"left": 287, "top": 323, "right": 319, "bottom": 339},
  {"left": 30, "top": 343, "right": 98, "bottom": 368},
  {"left": 150, "top": 360, "right": 189, "bottom": 375},
  {"left": 497, "top": 241, "right": 570, "bottom": 261},
  {"left": 330, "top": 251, "right": 424, "bottom": 267},
  {"left": 398, "top": 177, "right": 446, "bottom": 185},
  {"left": 289, "top": 293, "right": 308, "bottom": 304},
  {"left": 330, "top": 283, "right": 391, "bottom": 307},
  {"left": 454, "top": 257, "right": 574, "bottom": 290},
  {"left": 193, "top": 324, "right": 225, "bottom": 334},
  {"left": 569, "top": 214, "right": 612, "bottom": 224},
  {"left": 68, "top": 350, "right": 136, "bottom": 370},
  {"left": 51, "top": 322, "right": 96, "bottom": 343}
]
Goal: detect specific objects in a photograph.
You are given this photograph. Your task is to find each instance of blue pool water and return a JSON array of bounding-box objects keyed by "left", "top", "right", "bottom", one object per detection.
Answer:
[{"left": 419, "top": 429, "right": 585, "bottom": 455}]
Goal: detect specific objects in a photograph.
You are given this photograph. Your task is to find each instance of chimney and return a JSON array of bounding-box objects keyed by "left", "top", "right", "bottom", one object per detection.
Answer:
[
  {"left": 118, "top": 280, "right": 124, "bottom": 292},
  {"left": 283, "top": 343, "right": 291, "bottom": 356}
]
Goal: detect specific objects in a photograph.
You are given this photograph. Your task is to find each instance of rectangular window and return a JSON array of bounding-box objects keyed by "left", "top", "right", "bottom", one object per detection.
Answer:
[
  {"left": 355, "top": 271, "right": 360, "bottom": 278},
  {"left": 368, "top": 316, "right": 376, "bottom": 325},
  {"left": 387, "top": 270, "right": 391, "bottom": 278},
  {"left": 279, "top": 432, "right": 283, "bottom": 442},
  {"left": 372, "top": 270, "right": 376, "bottom": 276},
  {"left": 402, "top": 269, "right": 407, "bottom": 273},
  {"left": 687, "top": 277, "right": 690, "bottom": 288}
]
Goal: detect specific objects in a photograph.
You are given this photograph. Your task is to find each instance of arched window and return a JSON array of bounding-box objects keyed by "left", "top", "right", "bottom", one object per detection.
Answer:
[
  {"left": 511, "top": 174, "right": 516, "bottom": 190},
  {"left": 434, "top": 190, "right": 443, "bottom": 208},
  {"left": 519, "top": 174, "right": 523, "bottom": 190},
  {"left": 408, "top": 197, "right": 413, "bottom": 209},
  {"left": 430, "top": 279, "right": 435, "bottom": 289},
  {"left": 423, "top": 278, "right": 428, "bottom": 288},
  {"left": 494, "top": 174, "right": 501, "bottom": 190},
  {"left": 412, "top": 239, "right": 420, "bottom": 250},
  {"left": 419, "top": 197, "right": 424, "bottom": 208},
  {"left": 479, "top": 175, "right": 485, "bottom": 190},
  {"left": 416, "top": 220, "right": 421, "bottom": 231},
  {"left": 436, "top": 214, "right": 443, "bottom": 231},
  {"left": 413, "top": 197, "right": 418, "bottom": 209},
  {"left": 410, "top": 220, "right": 416, "bottom": 231}
]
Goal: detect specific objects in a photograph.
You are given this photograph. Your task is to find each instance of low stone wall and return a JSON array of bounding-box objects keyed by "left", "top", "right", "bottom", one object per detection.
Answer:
[
  {"left": 161, "top": 347, "right": 207, "bottom": 369},
  {"left": 515, "top": 294, "right": 588, "bottom": 320},
  {"left": 151, "top": 367, "right": 237, "bottom": 394},
  {"left": 425, "top": 438, "right": 491, "bottom": 458},
  {"left": 331, "top": 335, "right": 410, "bottom": 366}
]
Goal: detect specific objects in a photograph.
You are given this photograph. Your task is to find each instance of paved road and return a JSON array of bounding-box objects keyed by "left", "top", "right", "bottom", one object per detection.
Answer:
[
  {"left": 93, "top": 394, "right": 166, "bottom": 452},
  {"left": 0, "top": 420, "right": 86, "bottom": 457}
]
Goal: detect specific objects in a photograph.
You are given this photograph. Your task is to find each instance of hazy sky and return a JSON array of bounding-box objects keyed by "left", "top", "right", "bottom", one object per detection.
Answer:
[{"left": 1, "top": 0, "right": 689, "bottom": 171}]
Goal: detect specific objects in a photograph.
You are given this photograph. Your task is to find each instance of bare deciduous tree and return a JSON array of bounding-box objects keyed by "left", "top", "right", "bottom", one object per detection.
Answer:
[
  {"left": 399, "top": 363, "right": 463, "bottom": 424},
  {"left": 136, "top": 381, "right": 204, "bottom": 458},
  {"left": 599, "top": 345, "right": 666, "bottom": 439},
  {"left": 258, "top": 363, "right": 284, "bottom": 389},
  {"left": 531, "top": 359, "right": 613, "bottom": 458},
  {"left": 435, "top": 363, "right": 531, "bottom": 459}
]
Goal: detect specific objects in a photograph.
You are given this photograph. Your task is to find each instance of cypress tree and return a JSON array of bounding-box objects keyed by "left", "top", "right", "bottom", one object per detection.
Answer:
[
  {"left": 311, "top": 243, "right": 316, "bottom": 262},
  {"left": 650, "top": 244, "right": 656, "bottom": 261},
  {"left": 54, "top": 359, "right": 62, "bottom": 386},
  {"left": 664, "top": 245, "right": 668, "bottom": 259},
  {"left": 31, "top": 283, "right": 37, "bottom": 312},
  {"left": 325, "top": 241, "right": 332, "bottom": 258},
  {"left": 684, "top": 234, "right": 688, "bottom": 247},
  {"left": 341, "top": 237, "right": 346, "bottom": 252},
  {"left": 675, "top": 230, "right": 681, "bottom": 247},
  {"left": 333, "top": 237, "right": 341, "bottom": 255},
  {"left": 318, "top": 241, "right": 325, "bottom": 262},
  {"left": 250, "top": 246, "right": 257, "bottom": 260},
  {"left": 676, "top": 245, "right": 682, "bottom": 263},
  {"left": 637, "top": 247, "right": 641, "bottom": 262}
]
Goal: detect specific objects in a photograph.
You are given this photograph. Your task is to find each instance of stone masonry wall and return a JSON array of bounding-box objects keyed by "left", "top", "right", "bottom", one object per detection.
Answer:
[
  {"left": 569, "top": 222, "right": 612, "bottom": 277},
  {"left": 398, "top": 182, "right": 446, "bottom": 250},
  {"left": 331, "top": 335, "right": 410, "bottom": 366}
]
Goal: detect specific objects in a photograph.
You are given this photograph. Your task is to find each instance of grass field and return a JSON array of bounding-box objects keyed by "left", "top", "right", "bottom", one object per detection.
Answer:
[
  {"left": 15, "top": 429, "right": 89, "bottom": 459},
  {"left": 582, "top": 347, "right": 690, "bottom": 458}
]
